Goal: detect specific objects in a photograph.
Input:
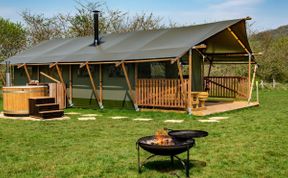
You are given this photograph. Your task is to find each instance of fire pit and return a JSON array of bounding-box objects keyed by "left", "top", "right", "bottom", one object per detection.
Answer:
[{"left": 136, "top": 129, "right": 208, "bottom": 178}]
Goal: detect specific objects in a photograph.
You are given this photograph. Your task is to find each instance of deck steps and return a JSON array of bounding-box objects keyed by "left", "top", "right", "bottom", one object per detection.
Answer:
[
  {"left": 29, "top": 97, "right": 64, "bottom": 119},
  {"left": 39, "top": 110, "right": 64, "bottom": 119}
]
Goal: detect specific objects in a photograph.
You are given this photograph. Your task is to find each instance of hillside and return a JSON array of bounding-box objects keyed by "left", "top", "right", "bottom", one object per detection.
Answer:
[
  {"left": 249, "top": 24, "right": 288, "bottom": 82},
  {"left": 251, "top": 24, "right": 288, "bottom": 40}
]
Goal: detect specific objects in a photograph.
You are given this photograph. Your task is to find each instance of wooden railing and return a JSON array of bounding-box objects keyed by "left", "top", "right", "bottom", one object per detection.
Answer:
[
  {"left": 204, "top": 76, "right": 248, "bottom": 98},
  {"left": 136, "top": 79, "right": 189, "bottom": 108}
]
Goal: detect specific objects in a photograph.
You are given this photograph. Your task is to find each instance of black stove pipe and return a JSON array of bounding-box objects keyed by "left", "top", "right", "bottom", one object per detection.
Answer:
[{"left": 93, "top": 10, "right": 100, "bottom": 46}]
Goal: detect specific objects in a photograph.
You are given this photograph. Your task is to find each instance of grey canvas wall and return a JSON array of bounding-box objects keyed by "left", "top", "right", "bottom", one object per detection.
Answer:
[{"left": 13, "top": 54, "right": 203, "bottom": 106}]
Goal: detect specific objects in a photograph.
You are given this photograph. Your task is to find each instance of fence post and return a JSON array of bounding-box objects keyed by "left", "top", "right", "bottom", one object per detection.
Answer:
[{"left": 256, "top": 81, "right": 259, "bottom": 103}]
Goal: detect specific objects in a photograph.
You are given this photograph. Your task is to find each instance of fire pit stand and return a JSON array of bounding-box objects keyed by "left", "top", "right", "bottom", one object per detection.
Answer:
[
  {"left": 136, "top": 130, "right": 208, "bottom": 177},
  {"left": 137, "top": 144, "right": 191, "bottom": 177},
  {"left": 136, "top": 136, "right": 194, "bottom": 178}
]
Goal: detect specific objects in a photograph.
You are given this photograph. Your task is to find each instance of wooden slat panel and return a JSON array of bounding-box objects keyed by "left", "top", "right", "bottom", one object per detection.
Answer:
[
  {"left": 204, "top": 76, "right": 248, "bottom": 98},
  {"left": 135, "top": 79, "right": 190, "bottom": 108}
]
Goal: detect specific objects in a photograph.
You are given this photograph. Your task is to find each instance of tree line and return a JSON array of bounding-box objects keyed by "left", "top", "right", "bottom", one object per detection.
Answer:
[{"left": 0, "top": 1, "right": 287, "bottom": 83}]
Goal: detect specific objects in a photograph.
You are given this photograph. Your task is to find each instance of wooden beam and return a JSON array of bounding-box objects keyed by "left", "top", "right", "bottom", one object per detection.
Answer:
[
  {"left": 192, "top": 44, "right": 207, "bottom": 49},
  {"left": 80, "top": 62, "right": 88, "bottom": 69},
  {"left": 187, "top": 49, "right": 192, "bottom": 114},
  {"left": 69, "top": 65, "right": 73, "bottom": 105},
  {"left": 23, "top": 64, "right": 31, "bottom": 83},
  {"left": 208, "top": 61, "right": 257, "bottom": 64},
  {"left": 227, "top": 27, "right": 250, "bottom": 54},
  {"left": 121, "top": 58, "right": 173, "bottom": 64},
  {"left": 55, "top": 64, "right": 65, "bottom": 83},
  {"left": 37, "top": 66, "right": 40, "bottom": 81},
  {"left": 49, "top": 62, "right": 57, "bottom": 68},
  {"left": 86, "top": 63, "right": 103, "bottom": 109},
  {"left": 40, "top": 72, "right": 60, "bottom": 83},
  {"left": 171, "top": 58, "right": 178, "bottom": 64},
  {"left": 135, "top": 63, "right": 138, "bottom": 106},
  {"left": 17, "top": 63, "right": 25, "bottom": 69},
  {"left": 176, "top": 59, "right": 187, "bottom": 106},
  {"left": 248, "top": 64, "right": 258, "bottom": 103},
  {"left": 99, "top": 64, "right": 103, "bottom": 103},
  {"left": 205, "top": 52, "right": 262, "bottom": 57},
  {"left": 115, "top": 60, "right": 124, "bottom": 67},
  {"left": 121, "top": 63, "right": 139, "bottom": 111},
  {"left": 56, "top": 64, "right": 67, "bottom": 108},
  {"left": 248, "top": 54, "right": 252, "bottom": 98}
]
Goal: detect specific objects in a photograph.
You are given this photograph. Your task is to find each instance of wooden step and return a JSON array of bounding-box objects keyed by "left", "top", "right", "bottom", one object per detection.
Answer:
[
  {"left": 39, "top": 110, "right": 64, "bottom": 119},
  {"left": 29, "top": 97, "right": 55, "bottom": 104},
  {"left": 36, "top": 103, "right": 60, "bottom": 112}
]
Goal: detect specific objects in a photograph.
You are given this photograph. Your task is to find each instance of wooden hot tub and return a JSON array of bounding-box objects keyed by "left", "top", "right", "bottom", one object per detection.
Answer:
[{"left": 3, "top": 86, "right": 48, "bottom": 116}]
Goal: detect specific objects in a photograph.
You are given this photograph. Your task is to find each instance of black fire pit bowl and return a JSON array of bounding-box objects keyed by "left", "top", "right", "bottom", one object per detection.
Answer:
[
  {"left": 168, "top": 130, "right": 208, "bottom": 141},
  {"left": 137, "top": 136, "right": 195, "bottom": 156},
  {"left": 136, "top": 135, "right": 195, "bottom": 177}
]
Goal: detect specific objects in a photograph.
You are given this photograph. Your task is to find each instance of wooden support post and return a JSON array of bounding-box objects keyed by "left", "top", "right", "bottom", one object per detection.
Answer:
[
  {"left": 86, "top": 63, "right": 103, "bottom": 109},
  {"left": 37, "top": 66, "right": 40, "bottom": 82},
  {"left": 248, "top": 53, "right": 252, "bottom": 97},
  {"left": 56, "top": 64, "right": 67, "bottom": 108},
  {"left": 256, "top": 81, "right": 259, "bottom": 103},
  {"left": 121, "top": 63, "right": 139, "bottom": 111},
  {"left": 176, "top": 59, "right": 187, "bottom": 106},
  {"left": 227, "top": 27, "right": 250, "bottom": 54},
  {"left": 135, "top": 63, "right": 138, "bottom": 105},
  {"left": 99, "top": 64, "right": 103, "bottom": 103},
  {"left": 23, "top": 64, "right": 31, "bottom": 83},
  {"left": 187, "top": 49, "right": 192, "bottom": 114},
  {"left": 40, "top": 72, "right": 60, "bottom": 83},
  {"left": 228, "top": 26, "right": 253, "bottom": 97},
  {"left": 248, "top": 64, "right": 258, "bottom": 103},
  {"left": 69, "top": 65, "right": 73, "bottom": 106}
]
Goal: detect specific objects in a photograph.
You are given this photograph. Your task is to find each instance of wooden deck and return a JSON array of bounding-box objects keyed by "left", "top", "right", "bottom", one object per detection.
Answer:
[
  {"left": 140, "top": 101, "right": 259, "bottom": 116},
  {"left": 135, "top": 77, "right": 255, "bottom": 115},
  {"left": 192, "top": 101, "right": 259, "bottom": 116}
]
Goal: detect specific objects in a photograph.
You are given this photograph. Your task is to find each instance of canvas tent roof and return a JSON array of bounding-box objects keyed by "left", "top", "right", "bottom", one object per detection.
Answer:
[{"left": 5, "top": 18, "right": 253, "bottom": 65}]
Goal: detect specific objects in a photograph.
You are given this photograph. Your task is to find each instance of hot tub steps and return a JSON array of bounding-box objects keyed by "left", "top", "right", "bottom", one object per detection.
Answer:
[
  {"left": 36, "top": 103, "right": 60, "bottom": 112},
  {"left": 39, "top": 110, "right": 64, "bottom": 119},
  {"left": 29, "top": 97, "right": 64, "bottom": 119},
  {"left": 29, "top": 97, "right": 55, "bottom": 104}
]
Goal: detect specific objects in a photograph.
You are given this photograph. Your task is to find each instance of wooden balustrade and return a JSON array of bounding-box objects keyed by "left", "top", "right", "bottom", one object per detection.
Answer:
[
  {"left": 136, "top": 79, "right": 189, "bottom": 108},
  {"left": 204, "top": 76, "right": 248, "bottom": 98}
]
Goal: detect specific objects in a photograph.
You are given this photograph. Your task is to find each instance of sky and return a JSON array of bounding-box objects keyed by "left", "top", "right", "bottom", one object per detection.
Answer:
[{"left": 0, "top": 0, "right": 287, "bottom": 32}]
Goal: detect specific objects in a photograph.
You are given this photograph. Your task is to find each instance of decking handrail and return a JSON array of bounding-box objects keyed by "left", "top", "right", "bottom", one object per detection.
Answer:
[
  {"left": 136, "top": 79, "right": 189, "bottom": 108},
  {"left": 204, "top": 76, "right": 248, "bottom": 98}
]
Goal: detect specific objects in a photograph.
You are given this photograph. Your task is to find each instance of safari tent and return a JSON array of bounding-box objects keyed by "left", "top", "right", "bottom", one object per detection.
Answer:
[{"left": 3, "top": 15, "right": 258, "bottom": 115}]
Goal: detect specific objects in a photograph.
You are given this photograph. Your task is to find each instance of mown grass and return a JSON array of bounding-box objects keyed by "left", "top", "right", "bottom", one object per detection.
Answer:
[{"left": 0, "top": 90, "right": 287, "bottom": 178}]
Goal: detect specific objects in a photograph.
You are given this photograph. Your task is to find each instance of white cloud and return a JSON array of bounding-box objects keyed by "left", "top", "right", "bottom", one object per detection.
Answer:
[{"left": 210, "top": 0, "right": 263, "bottom": 9}]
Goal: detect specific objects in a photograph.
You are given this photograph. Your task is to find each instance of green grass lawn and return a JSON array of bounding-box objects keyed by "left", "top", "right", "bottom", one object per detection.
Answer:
[{"left": 0, "top": 90, "right": 287, "bottom": 178}]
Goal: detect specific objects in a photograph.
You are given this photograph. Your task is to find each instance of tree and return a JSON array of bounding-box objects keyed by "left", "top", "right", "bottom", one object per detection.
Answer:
[
  {"left": 256, "top": 37, "right": 288, "bottom": 82},
  {"left": 0, "top": 17, "right": 26, "bottom": 61},
  {"left": 21, "top": 1, "right": 166, "bottom": 46}
]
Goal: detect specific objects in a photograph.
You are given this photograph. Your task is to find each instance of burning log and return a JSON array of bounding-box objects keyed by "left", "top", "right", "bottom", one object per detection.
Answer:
[{"left": 145, "top": 129, "right": 175, "bottom": 146}]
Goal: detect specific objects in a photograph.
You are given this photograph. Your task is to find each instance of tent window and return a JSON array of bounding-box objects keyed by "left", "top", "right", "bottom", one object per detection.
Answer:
[
  {"left": 108, "top": 65, "right": 125, "bottom": 78},
  {"left": 77, "top": 66, "right": 95, "bottom": 77},
  {"left": 20, "top": 66, "right": 33, "bottom": 77},
  {"left": 151, "top": 62, "right": 165, "bottom": 78}
]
